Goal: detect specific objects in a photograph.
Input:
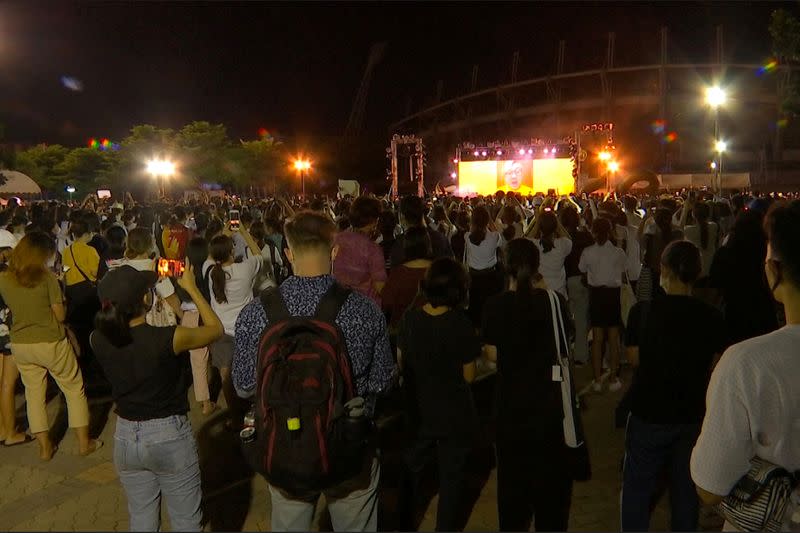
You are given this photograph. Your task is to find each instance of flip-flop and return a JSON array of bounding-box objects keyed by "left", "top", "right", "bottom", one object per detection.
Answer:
[
  {"left": 3, "top": 434, "right": 34, "bottom": 447},
  {"left": 80, "top": 439, "right": 104, "bottom": 457}
]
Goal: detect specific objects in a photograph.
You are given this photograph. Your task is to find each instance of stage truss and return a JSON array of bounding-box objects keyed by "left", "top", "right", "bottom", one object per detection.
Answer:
[{"left": 387, "top": 134, "right": 425, "bottom": 199}]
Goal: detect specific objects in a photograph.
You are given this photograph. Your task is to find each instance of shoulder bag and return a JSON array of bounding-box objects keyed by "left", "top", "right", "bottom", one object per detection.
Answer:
[
  {"left": 718, "top": 457, "right": 799, "bottom": 532},
  {"left": 547, "top": 289, "right": 592, "bottom": 481}
]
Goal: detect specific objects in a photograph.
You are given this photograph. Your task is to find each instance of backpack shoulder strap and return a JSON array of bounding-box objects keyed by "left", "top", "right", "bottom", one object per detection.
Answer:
[
  {"left": 315, "top": 282, "right": 351, "bottom": 324},
  {"left": 260, "top": 286, "right": 290, "bottom": 322}
]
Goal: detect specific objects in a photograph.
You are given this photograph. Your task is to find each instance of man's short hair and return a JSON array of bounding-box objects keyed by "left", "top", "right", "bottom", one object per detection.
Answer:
[
  {"left": 765, "top": 199, "right": 800, "bottom": 286},
  {"left": 284, "top": 210, "right": 336, "bottom": 253}
]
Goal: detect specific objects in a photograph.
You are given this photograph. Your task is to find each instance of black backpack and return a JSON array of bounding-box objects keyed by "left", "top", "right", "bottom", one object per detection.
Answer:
[{"left": 243, "top": 283, "right": 372, "bottom": 493}]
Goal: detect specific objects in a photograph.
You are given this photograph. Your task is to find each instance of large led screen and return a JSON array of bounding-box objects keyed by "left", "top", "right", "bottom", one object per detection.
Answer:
[{"left": 457, "top": 159, "right": 575, "bottom": 196}]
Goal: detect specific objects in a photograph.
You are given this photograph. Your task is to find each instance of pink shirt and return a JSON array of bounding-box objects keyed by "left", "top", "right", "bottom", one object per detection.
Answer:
[{"left": 332, "top": 231, "right": 387, "bottom": 305}]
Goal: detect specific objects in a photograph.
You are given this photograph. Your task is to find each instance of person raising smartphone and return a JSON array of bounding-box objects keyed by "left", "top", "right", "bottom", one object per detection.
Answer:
[{"left": 91, "top": 263, "right": 224, "bottom": 531}]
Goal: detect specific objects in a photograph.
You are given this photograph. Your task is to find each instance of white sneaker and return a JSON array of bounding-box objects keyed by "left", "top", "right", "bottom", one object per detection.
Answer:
[
  {"left": 591, "top": 380, "right": 603, "bottom": 393},
  {"left": 609, "top": 378, "right": 623, "bottom": 392}
]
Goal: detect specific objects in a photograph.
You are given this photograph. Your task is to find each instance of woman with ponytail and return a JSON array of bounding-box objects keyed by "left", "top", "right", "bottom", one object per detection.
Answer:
[
  {"left": 579, "top": 217, "right": 628, "bottom": 393},
  {"left": 464, "top": 205, "right": 504, "bottom": 325},
  {"left": 683, "top": 201, "right": 719, "bottom": 279},
  {"left": 396, "top": 257, "right": 480, "bottom": 532},
  {"left": 202, "top": 223, "right": 262, "bottom": 428},
  {"left": 482, "top": 238, "right": 573, "bottom": 531},
  {"left": 529, "top": 210, "right": 572, "bottom": 297},
  {"left": 92, "top": 264, "right": 223, "bottom": 530}
]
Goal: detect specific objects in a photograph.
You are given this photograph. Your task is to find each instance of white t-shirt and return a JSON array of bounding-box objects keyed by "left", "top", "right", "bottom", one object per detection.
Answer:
[
  {"left": 107, "top": 257, "right": 175, "bottom": 299},
  {"left": 202, "top": 255, "right": 263, "bottom": 335},
  {"left": 684, "top": 223, "right": 719, "bottom": 278},
  {"left": 578, "top": 241, "right": 627, "bottom": 288},
  {"left": 533, "top": 236, "right": 572, "bottom": 296},
  {"left": 465, "top": 230, "right": 504, "bottom": 270},
  {"left": 691, "top": 325, "right": 800, "bottom": 497}
]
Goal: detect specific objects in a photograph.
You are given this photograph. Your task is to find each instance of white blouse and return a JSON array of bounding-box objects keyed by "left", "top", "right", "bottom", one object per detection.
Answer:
[{"left": 465, "top": 230, "right": 504, "bottom": 270}]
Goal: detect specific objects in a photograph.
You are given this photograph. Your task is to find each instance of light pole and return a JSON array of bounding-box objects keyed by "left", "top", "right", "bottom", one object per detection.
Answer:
[
  {"left": 293, "top": 159, "right": 311, "bottom": 198},
  {"left": 65, "top": 185, "right": 76, "bottom": 202},
  {"left": 714, "top": 140, "right": 727, "bottom": 192},
  {"left": 706, "top": 86, "right": 726, "bottom": 192},
  {"left": 607, "top": 161, "right": 620, "bottom": 191},
  {"left": 146, "top": 159, "right": 176, "bottom": 197}
]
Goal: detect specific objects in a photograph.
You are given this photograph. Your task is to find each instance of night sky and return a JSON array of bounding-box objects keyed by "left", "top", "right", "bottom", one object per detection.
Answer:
[{"left": 0, "top": 1, "right": 794, "bottom": 147}]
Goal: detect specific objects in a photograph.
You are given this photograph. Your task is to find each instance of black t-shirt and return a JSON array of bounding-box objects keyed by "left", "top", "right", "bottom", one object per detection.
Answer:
[
  {"left": 397, "top": 307, "right": 480, "bottom": 438},
  {"left": 625, "top": 295, "right": 727, "bottom": 424},
  {"left": 564, "top": 228, "right": 594, "bottom": 278},
  {"left": 91, "top": 325, "right": 191, "bottom": 421},
  {"left": 482, "top": 289, "right": 572, "bottom": 435}
]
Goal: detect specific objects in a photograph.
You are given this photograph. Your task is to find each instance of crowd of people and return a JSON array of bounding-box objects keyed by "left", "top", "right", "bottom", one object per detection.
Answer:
[{"left": 0, "top": 186, "right": 797, "bottom": 532}]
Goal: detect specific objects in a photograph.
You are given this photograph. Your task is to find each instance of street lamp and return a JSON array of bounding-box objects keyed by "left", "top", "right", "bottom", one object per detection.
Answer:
[
  {"left": 65, "top": 185, "right": 76, "bottom": 202},
  {"left": 293, "top": 159, "right": 312, "bottom": 198},
  {"left": 146, "top": 159, "right": 176, "bottom": 197},
  {"left": 705, "top": 85, "right": 726, "bottom": 192},
  {"left": 710, "top": 161, "right": 717, "bottom": 170}
]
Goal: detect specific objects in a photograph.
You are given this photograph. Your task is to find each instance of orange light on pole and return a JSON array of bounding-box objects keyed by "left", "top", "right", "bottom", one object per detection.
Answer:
[
  {"left": 607, "top": 161, "right": 620, "bottom": 173},
  {"left": 293, "top": 159, "right": 312, "bottom": 197},
  {"left": 598, "top": 150, "right": 611, "bottom": 161}
]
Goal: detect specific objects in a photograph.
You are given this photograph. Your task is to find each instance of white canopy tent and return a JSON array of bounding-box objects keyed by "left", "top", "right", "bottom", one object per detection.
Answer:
[{"left": 0, "top": 170, "right": 42, "bottom": 195}]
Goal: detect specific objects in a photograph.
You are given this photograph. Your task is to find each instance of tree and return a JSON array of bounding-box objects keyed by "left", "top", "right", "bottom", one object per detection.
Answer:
[
  {"left": 236, "top": 137, "right": 287, "bottom": 189},
  {"left": 770, "top": 9, "right": 800, "bottom": 116},
  {"left": 14, "top": 144, "right": 70, "bottom": 191},
  {"left": 57, "top": 147, "right": 118, "bottom": 188},
  {"left": 175, "top": 121, "right": 233, "bottom": 185}
]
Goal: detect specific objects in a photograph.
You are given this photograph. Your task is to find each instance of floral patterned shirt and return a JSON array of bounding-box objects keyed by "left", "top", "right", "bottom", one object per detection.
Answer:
[{"left": 232, "top": 275, "right": 395, "bottom": 398}]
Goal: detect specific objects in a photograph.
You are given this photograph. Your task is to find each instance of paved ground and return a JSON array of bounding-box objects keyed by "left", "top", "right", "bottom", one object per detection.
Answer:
[{"left": 0, "top": 365, "right": 722, "bottom": 531}]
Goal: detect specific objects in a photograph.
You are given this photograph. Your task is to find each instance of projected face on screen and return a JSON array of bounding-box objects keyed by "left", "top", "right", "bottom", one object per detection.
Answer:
[{"left": 502, "top": 161, "right": 523, "bottom": 190}]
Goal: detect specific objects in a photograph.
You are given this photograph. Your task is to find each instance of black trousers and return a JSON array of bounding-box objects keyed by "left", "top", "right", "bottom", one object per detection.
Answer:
[
  {"left": 397, "top": 435, "right": 473, "bottom": 532},
  {"left": 495, "top": 431, "right": 573, "bottom": 531}
]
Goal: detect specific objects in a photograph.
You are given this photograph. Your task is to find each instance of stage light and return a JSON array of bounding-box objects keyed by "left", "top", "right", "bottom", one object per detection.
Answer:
[
  {"left": 715, "top": 140, "right": 727, "bottom": 152},
  {"left": 481, "top": 151, "right": 487, "bottom": 157},
  {"left": 608, "top": 161, "right": 620, "bottom": 173},
  {"left": 453, "top": 158, "right": 459, "bottom": 164},
  {"left": 496, "top": 150, "right": 503, "bottom": 156},
  {"left": 543, "top": 148, "right": 549, "bottom": 154},
  {"left": 706, "top": 86, "right": 726, "bottom": 108},
  {"left": 519, "top": 149, "right": 526, "bottom": 155},
  {"left": 528, "top": 149, "right": 533, "bottom": 154},
  {"left": 450, "top": 172, "right": 457, "bottom": 179},
  {"left": 473, "top": 151, "right": 479, "bottom": 156},
  {"left": 598, "top": 151, "right": 611, "bottom": 161}
]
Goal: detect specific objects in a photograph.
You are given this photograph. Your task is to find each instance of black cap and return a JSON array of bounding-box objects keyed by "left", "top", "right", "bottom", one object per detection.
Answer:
[{"left": 98, "top": 265, "right": 158, "bottom": 310}]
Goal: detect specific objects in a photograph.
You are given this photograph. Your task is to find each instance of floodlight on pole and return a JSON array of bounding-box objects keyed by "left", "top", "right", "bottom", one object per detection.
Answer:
[
  {"left": 710, "top": 161, "right": 717, "bottom": 170},
  {"left": 146, "top": 158, "right": 176, "bottom": 196},
  {"left": 705, "top": 86, "right": 727, "bottom": 108},
  {"left": 607, "top": 161, "right": 620, "bottom": 173},
  {"left": 293, "top": 158, "right": 312, "bottom": 197},
  {"left": 715, "top": 140, "right": 727, "bottom": 153},
  {"left": 598, "top": 151, "right": 611, "bottom": 161}
]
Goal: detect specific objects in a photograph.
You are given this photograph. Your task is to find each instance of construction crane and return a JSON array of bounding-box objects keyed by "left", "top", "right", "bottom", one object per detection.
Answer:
[{"left": 345, "top": 42, "right": 386, "bottom": 139}]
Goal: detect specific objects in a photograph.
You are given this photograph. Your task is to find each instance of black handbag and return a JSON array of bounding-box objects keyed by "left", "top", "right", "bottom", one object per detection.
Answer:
[{"left": 64, "top": 246, "right": 99, "bottom": 320}]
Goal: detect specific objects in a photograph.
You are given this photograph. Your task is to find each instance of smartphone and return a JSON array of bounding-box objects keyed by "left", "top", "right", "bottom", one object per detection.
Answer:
[
  {"left": 96, "top": 189, "right": 111, "bottom": 199},
  {"left": 157, "top": 258, "right": 185, "bottom": 278},
  {"left": 229, "top": 209, "right": 240, "bottom": 231}
]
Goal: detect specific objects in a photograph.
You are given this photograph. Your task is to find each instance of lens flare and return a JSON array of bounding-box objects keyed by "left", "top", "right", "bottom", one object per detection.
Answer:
[
  {"left": 758, "top": 58, "right": 778, "bottom": 76},
  {"left": 651, "top": 119, "right": 666, "bottom": 135}
]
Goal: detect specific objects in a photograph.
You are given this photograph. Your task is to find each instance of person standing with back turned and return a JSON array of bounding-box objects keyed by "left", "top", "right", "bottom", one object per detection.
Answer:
[
  {"left": 691, "top": 200, "right": 800, "bottom": 530},
  {"left": 233, "top": 211, "right": 395, "bottom": 531}
]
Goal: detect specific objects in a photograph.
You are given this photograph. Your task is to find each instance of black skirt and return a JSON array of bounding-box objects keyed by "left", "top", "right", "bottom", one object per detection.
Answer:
[{"left": 588, "top": 286, "right": 621, "bottom": 328}]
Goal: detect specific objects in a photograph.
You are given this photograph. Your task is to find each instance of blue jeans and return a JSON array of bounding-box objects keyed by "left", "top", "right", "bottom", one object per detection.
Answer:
[
  {"left": 113, "top": 414, "right": 203, "bottom": 531},
  {"left": 620, "top": 414, "right": 700, "bottom": 532}
]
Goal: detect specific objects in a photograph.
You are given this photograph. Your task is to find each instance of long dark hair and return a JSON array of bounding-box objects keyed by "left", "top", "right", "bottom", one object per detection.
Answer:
[
  {"left": 186, "top": 237, "right": 209, "bottom": 288},
  {"left": 504, "top": 238, "right": 541, "bottom": 303},
  {"left": 538, "top": 211, "right": 558, "bottom": 253},
  {"left": 654, "top": 208, "right": 674, "bottom": 244},
  {"left": 592, "top": 217, "right": 613, "bottom": 245},
  {"left": 469, "top": 206, "right": 490, "bottom": 245},
  {"left": 209, "top": 235, "right": 233, "bottom": 304},
  {"left": 693, "top": 202, "right": 711, "bottom": 250},
  {"left": 94, "top": 297, "right": 147, "bottom": 348}
]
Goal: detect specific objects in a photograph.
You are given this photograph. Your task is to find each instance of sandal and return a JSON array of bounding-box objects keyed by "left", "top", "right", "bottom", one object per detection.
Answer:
[
  {"left": 79, "top": 439, "right": 104, "bottom": 457},
  {"left": 3, "top": 434, "right": 34, "bottom": 447}
]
